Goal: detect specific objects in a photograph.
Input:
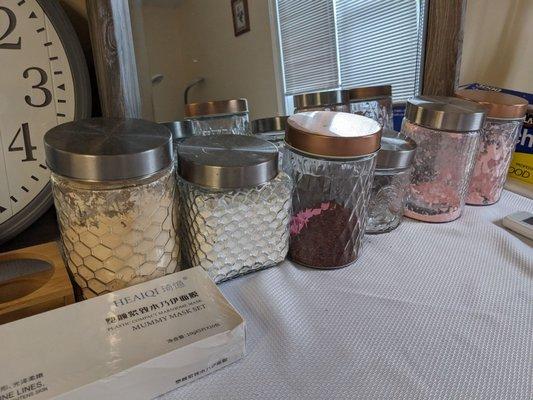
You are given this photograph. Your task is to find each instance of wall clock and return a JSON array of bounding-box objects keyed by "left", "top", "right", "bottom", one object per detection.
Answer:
[{"left": 0, "top": 0, "right": 91, "bottom": 244}]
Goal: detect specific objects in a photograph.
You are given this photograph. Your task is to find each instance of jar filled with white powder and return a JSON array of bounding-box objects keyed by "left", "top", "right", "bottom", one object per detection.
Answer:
[{"left": 44, "top": 118, "right": 179, "bottom": 299}]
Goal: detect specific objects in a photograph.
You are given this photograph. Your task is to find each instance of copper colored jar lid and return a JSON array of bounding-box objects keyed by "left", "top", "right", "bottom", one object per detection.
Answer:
[
  {"left": 184, "top": 98, "right": 248, "bottom": 118},
  {"left": 345, "top": 85, "right": 392, "bottom": 101},
  {"left": 285, "top": 111, "right": 382, "bottom": 159},
  {"left": 455, "top": 89, "right": 528, "bottom": 120},
  {"left": 293, "top": 90, "right": 348, "bottom": 109}
]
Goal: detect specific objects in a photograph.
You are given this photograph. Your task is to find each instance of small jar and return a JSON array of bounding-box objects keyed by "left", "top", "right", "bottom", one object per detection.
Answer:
[
  {"left": 184, "top": 98, "right": 250, "bottom": 136},
  {"left": 345, "top": 85, "right": 393, "bottom": 129},
  {"left": 161, "top": 120, "right": 193, "bottom": 162},
  {"left": 177, "top": 135, "right": 292, "bottom": 283},
  {"left": 293, "top": 90, "right": 349, "bottom": 113},
  {"left": 44, "top": 118, "right": 179, "bottom": 299},
  {"left": 284, "top": 111, "right": 381, "bottom": 269},
  {"left": 252, "top": 116, "right": 288, "bottom": 168},
  {"left": 455, "top": 90, "right": 528, "bottom": 205},
  {"left": 401, "top": 97, "right": 486, "bottom": 223},
  {"left": 367, "top": 130, "right": 417, "bottom": 233}
]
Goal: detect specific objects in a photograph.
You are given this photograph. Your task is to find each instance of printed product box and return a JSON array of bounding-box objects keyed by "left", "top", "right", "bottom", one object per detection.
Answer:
[{"left": 0, "top": 267, "right": 245, "bottom": 400}]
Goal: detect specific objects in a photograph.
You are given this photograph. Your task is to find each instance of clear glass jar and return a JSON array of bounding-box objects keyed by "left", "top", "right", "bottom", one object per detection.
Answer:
[
  {"left": 455, "top": 89, "right": 528, "bottom": 205},
  {"left": 252, "top": 116, "right": 288, "bottom": 169},
  {"left": 184, "top": 98, "right": 250, "bottom": 136},
  {"left": 293, "top": 90, "right": 349, "bottom": 113},
  {"left": 284, "top": 111, "right": 380, "bottom": 269},
  {"left": 177, "top": 135, "right": 292, "bottom": 283},
  {"left": 346, "top": 85, "right": 393, "bottom": 129},
  {"left": 366, "top": 133, "right": 416, "bottom": 234},
  {"left": 44, "top": 118, "right": 179, "bottom": 299},
  {"left": 400, "top": 97, "right": 486, "bottom": 222}
]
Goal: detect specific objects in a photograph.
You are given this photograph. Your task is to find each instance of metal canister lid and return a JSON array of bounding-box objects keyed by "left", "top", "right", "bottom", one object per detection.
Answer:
[
  {"left": 455, "top": 89, "right": 528, "bottom": 120},
  {"left": 44, "top": 118, "right": 172, "bottom": 182},
  {"left": 184, "top": 98, "right": 248, "bottom": 118},
  {"left": 405, "top": 96, "right": 487, "bottom": 132},
  {"left": 376, "top": 129, "right": 417, "bottom": 170},
  {"left": 293, "top": 90, "right": 348, "bottom": 109},
  {"left": 178, "top": 134, "right": 278, "bottom": 189},
  {"left": 252, "top": 116, "right": 288, "bottom": 140},
  {"left": 285, "top": 111, "right": 381, "bottom": 159},
  {"left": 161, "top": 120, "right": 193, "bottom": 141},
  {"left": 345, "top": 85, "right": 392, "bottom": 101}
]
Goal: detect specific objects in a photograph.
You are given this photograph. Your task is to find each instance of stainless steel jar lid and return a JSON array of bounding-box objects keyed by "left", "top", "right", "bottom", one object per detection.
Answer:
[
  {"left": 293, "top": 90, "right": 348, "bottom": 109},
  {"left": 184, "top": 98, "right": 248, "bottom": 118},
  {"left": 178, "top": 134, "right": 278, "bottom": 189},
  {"left": 44, "top": 118, "right": 172, "bottom": 182},
  {"left": 405, "top": 96, "right": 486, "bottom": 132},
  {"left": 252, "top": 116, "right": 288, "bottom": 140},
  {"left": 161, "top": 120, "right": 193, "bottom": 141},
  {"left": 376, "top": 129, "right": 417, "bottom": 170},
  {"left": 345, "top": 85, "right": 392, "bottom": 101}
]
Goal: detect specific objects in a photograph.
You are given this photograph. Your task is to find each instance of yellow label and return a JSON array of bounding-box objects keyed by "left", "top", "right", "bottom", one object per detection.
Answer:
[{"left": 508, "top": 152, "right": 533, "bottom": 185}]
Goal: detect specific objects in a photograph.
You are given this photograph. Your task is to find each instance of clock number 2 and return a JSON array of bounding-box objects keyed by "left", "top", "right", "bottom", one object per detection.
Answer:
[
  {"left": 8, "top": 123, "right": 36, "bottom": 162},
  {"left": 0, "top": 6, "right": 21, "bottom": 50},
  {"left": 23, "top": 67, "right": 52, "bottom": 108}
]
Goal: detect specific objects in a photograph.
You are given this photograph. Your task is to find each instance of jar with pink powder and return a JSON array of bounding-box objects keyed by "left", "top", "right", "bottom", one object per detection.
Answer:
[
  {"left": 401, "top": 97, "right": 486, "bottom": 223},
  {"left": 455, "top": 90, "right": 528, "bottom": 205}
]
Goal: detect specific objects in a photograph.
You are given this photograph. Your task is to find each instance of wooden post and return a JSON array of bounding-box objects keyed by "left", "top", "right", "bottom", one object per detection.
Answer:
[
  {"left": 86, "top": 0, "right": 154, "bottom": 119},
  {"left": 422, "top": 0, "right": 466, "bottom": 96}
]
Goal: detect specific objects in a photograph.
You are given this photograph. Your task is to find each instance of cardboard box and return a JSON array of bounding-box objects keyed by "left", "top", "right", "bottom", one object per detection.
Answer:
[{"left": 0, "top": 267, "right": 245, "bottom": 399}]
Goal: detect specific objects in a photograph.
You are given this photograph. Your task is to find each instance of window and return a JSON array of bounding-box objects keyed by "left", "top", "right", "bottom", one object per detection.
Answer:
[{"left": 275, "top": 0, "right": 427, "bottom": 104}]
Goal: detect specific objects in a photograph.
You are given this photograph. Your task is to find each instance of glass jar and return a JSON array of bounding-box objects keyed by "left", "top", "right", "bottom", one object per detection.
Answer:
[
  {"left": 345, "top": 85, "right": 393, "bottom": 129},
  {"left": 284, "top": 111, "right": 381, "bottom": 269},
  {"left": 252, "top": 116, "right": 288, "bottom": 168},
  {"left": 293, "top": 90, "right": 349, "bottom": 113},
  {"left": 184, "top": 98, "right": 250, "bottom": 136},
  {"left": 455, "top": 90, "right": 528, "bottom": 205},
  {"left": 177, "top": 135, "right": 292, "bottom": 283},
  {"left": 401, "top": 97, "right": 486, "bottom": 222},
  {"left": 44, "top": 118, "right": 179, "bottom": 300},
  {"left": 367, "top": 130, "right": 417, "bottom": 233},
  {"left": 161, "top": 120, "right": 193, "bottom": 162}
]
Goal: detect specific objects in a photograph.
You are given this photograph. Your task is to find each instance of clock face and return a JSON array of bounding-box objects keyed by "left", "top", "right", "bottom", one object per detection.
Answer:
[{"left": 0, "top": 0, "right": 90, "bottom": 243}]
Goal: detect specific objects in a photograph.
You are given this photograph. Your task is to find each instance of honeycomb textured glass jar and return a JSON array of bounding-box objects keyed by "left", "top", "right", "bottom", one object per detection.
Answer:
[
  {"left": 178, "top": 173, "right": 292, "bottom": 283},
  {"left": 350, "top": 97, "right": 393, "bottom": 129},
  {"left": 367, "top": 168, "right": 411, "bottom": 233},
  {"left": 187, "top": 113, "right": 250, "bottom": 136},
  {"left": 401, "top": 119, "right": 480, "bottom": 222},
  {"left": 52, "top": 167, "right": 179, "bottom": 299}
]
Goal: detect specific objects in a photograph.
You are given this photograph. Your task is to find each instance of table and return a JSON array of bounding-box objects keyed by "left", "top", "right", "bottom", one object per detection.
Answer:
[{"left": 164, "top": 190, "right": 532, "bottom": 399}]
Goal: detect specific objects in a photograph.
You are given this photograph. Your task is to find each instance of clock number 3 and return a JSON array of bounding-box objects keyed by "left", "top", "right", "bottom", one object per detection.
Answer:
[
  {"left": 0, "top": 6, "right": 21, "bottom": 50},
  {"left": 23, "top": 67, "right": 52, "bottom": 108},
  {"left": 8, "top": 123, "right": 36, "bottom": 162}
]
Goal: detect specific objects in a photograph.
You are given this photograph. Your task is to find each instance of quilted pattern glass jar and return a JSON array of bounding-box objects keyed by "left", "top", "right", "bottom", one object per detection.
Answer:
[
  {"left": 366, "top": 132, "right": 417, "bottom": 234},
  {"left": 184, "top": 98, "right": 250, "bottom": 136},
  {"left": 284, "top": 111, "right": 381, "bottom": 269},
  {"left": 177, "top": 135, "right": 292, "bottom": 283},
  {"left": 293, "top": 90, "right": 349, "bottom": 113},
  {"left": 346, "top": 85, "right": 393, "bottom": 129},
  {"left": 455, "top": 90, "right": 528, "bottom": 205},
  {"left": 400, "top": 97, "right": 486, "bottom": 222},
  {"left": 45, "top": 119, "right": 179, "bottom": 299}
]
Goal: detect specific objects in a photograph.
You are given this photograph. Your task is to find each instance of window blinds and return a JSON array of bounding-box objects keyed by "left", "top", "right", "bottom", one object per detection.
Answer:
[{"left": 276, "top": 0, "right": 427, "bottom": 102}]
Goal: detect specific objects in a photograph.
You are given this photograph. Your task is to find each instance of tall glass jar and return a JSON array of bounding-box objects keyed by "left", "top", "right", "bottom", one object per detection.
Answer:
[
  {"left": 455, "top": 90, "right": 528, "bottom": 205},
  {"left": 252, "top": 116, "right": 288, "bottom": 168},
  {"left": 284, "top": 111, "right": 381, "bottom": 269},
  {"left": 345, "top": 85, "right": 393, "bottom": 129},
  {"left": 293, "top": 90, "right": 349, "bottom": 113},
  {"left": 177, "top": 135, "right": 292, "bottom": 283},
  {"left": 401, "top": 97, "right": 486, "bottom": 222},
  {"left": 367, "top": 130, "right": 417, "bottom": 233},
  {"left": 184, "top": 98, "right": 250, "bottom": 136},
  {"left": 44, "top": 118, "right": 179, "bottom": 300}
]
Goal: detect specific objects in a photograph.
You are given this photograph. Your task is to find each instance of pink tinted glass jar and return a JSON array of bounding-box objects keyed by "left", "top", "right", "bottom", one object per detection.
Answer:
[
  {"left": 401, "top": 97, "right": 486, "bottom": 222},
  {"left": 455, "top": 90, "right": 528, "bottom": 205}
]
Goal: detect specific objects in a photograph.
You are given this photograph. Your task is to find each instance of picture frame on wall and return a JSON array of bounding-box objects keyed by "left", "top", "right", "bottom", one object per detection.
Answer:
[{"left": 231, "top": 0, "right": 250, "bottom": 36}]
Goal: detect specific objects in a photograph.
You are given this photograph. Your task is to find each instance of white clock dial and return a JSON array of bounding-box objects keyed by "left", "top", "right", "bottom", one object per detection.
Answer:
[{"left": 0, "top": 0, "right": 79, "bottom": 233}]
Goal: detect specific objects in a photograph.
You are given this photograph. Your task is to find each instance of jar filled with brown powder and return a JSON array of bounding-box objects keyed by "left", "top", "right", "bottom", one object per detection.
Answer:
[{"left": 284, "top": 111, "right": 381, "bottom": 269}]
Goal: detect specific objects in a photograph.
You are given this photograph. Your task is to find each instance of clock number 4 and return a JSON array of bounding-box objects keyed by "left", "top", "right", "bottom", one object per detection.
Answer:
[
  {"left": 0, "top": 6, "right": 21, "bottom": 50},
  {"left": 23, "top": 67, "right": 52, "bottom": 108},
  {"left": 8, "top": 123, "right": 36, "bottom": 162}
]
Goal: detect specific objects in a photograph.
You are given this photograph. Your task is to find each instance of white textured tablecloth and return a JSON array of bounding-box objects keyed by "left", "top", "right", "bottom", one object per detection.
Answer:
[{"left": 162, "top": 191, "right": 532, "bottom": 400}]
